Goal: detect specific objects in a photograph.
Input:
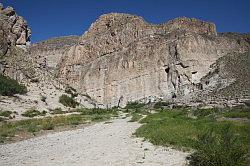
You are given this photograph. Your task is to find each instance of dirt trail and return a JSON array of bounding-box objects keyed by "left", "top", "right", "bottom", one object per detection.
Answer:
[{"left": 0, "top": 117, "right": 188, "bottom": 166}]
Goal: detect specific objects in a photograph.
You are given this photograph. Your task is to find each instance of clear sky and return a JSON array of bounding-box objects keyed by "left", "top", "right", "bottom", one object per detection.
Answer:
[{"left": 1, "top": 0, "right": 250, "bottom": 43}]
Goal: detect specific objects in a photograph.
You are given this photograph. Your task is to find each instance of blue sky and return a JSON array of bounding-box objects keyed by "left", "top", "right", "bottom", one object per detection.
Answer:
[{"left": 1, "top": 0, "right": 250, "bottom": 42}]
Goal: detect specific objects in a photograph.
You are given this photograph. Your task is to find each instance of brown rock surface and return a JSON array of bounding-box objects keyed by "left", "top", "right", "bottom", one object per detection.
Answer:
[
  {"left": 30, "top": 36, "right": 79, "bottom": 74},
  {"left": 0, "top": 5, "right": 93, "bottom": 116},
  {"left": 57, "top": 13, "right": 250, "bottom": 107},
  {"left": 0, "top": 5, "right": 31, "bottom": 55}
]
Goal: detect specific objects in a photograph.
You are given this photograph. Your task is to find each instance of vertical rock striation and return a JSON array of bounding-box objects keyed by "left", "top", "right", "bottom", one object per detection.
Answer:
[{"left": 57, "top": 13, "right": 249, "bottom": 107}]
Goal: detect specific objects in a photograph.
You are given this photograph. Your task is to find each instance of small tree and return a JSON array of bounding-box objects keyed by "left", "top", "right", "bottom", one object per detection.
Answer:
[
  {"left": 59, "top": 94, "right": 79, "bottom": 108},
  {"left": 0, "top": 75, "right": 27, "bottom": 96}
]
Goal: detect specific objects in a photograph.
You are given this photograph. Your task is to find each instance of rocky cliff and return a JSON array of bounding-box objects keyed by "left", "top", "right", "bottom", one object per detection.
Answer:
[
  {"left": 57, "top": 13, "right": 250, "bottom": 107},
  {"left": 0, "top": 4, "right": 32, "bottom": 80},
  {"left": 1, "top": 5, "right": 249, "bottom": 110},
  {"left": 0, "top": 4, "right": 31, "bottom": 57},
  {"left": 30, "top": 36, "right": 79, "bottom": 74},
  {"left": 0, "top": 5, "right": 93, "bottom": 118}
]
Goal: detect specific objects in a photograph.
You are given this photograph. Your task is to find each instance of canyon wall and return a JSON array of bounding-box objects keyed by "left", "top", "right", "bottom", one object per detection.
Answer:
[{"left": 57, "top": 13, "right": 249, "bottom": 107}]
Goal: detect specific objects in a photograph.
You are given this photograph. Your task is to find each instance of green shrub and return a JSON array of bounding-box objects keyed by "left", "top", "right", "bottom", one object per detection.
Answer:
[
  {"left": 0, "top": 117, "right": 6, "bottom": 122},
  {"left": 0, "top": 74, "right": 27, "bottom": 96},
  {"left": 125, "top": 102, "right": 145, "bottom": 109},
  {"left": 153, "top": 101, "right": 170, "bottom": 109},
  {"left": 22, "top": 109, "right": 46, "bottom": 117},
  {"left": 59, "top": 94, "right": 79, "bottom": 108},
  {"left": 50, "top": 107, "right": 65, "bottom": 114},
  {"left": 90, "top": 114, "right": 105, "bottom": 121},
  {"left": 192, "top": 108, "right": 219, "bottom": 118},
  {"left": 0, "top": 110, "right": 12, "bottom": 117},
  {"left": 65, "top": 86, "right": 78, "bottom": 98},
  {"left": 188, "top": 125, "right": 248, "bottom": 166},
  {"left": 41, "top": 110, "right": 47, "bottom": 115}
]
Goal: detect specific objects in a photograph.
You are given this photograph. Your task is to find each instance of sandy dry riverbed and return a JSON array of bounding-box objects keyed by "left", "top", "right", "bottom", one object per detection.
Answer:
[{"left": 0, "top": 116, "right": 188, "bottom": 166}]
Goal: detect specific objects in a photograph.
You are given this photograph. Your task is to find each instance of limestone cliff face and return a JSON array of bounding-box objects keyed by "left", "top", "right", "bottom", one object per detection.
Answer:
[
  {"left": 57, "top": 13, "right": 250, "bottom": 107},
  {"left": 30, "top": 36, "right": 79, "bottom": 74},
  {"left": 0, "top": 4, "right": 31, "bottom": 57},
  {"left": 0, "top": 4, "right": 32, "bottom": 79}
]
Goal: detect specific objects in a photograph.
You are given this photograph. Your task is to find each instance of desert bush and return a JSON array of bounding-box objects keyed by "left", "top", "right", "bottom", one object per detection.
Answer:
[
  {"left": 188, "top": 125, "right": 248, "bottom": 166},
  {"left": 0, "top": 110, "right": 12, "bottom": 117},
  {"left": 59, "top": 94, "right": 79, "bottom": 108},
  {"left": 65, "top": 86, "right": 78, "bottom": 98},
  {"left": 22, "top": 109, "right": 46, "bottom": 117},
  {"left": 191, "top": 108, "right": 219, "bottom": 118},
  {"left": 153, "top": 101, "right": 171, "bottom": 109},
  {"left": 0, "top": 74, "right": 27, "bottom": 96},
  {"left": 125, "top": 102, "right": 145, "bottom": 109},
  {"left": 50, "top": 107, "right": 65, "bottom": 114}
]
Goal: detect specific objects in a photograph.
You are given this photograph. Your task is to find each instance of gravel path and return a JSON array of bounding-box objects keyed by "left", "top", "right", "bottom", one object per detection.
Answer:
[{"left": 0, "top": 117, "right": 188, "bottom": 166}]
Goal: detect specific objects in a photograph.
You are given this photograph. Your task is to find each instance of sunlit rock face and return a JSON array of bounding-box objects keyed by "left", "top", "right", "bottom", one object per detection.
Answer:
[
  {"left": 30, "top": 36, "right": 79, "bottom": 74},
  {"left": 0, "top": 4, "right": 32, "bottom": 77},
  {"left": 0, "top": 4, "right": 31, "bottom": 54},
  {"left": 57, "top": 13, "right": 250, "bottom": 107}
]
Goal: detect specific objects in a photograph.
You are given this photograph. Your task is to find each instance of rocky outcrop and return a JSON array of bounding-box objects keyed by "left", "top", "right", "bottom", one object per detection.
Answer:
[
  {"left": 0, "top": 4, "right": 94, "bottom": 116},
  {"left": 30, "top": 36, "right": 79, "bottom": 74},
  {"left": 0, "top": 4, "right": 31, "bottom": 56},
  {"left": 0, "top": 4, "right": 31, "bottom": 77},
  {"left": 58, "top": 13, "right": 250, "bottom": 108}
]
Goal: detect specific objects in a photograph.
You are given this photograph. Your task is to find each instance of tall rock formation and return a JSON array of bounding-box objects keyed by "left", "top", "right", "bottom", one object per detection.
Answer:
[
  {"left": 57, "top": 13, "right": 249, "bottom": 107},
  {"left": 0, "top": 4, "right": 31, "bottom": 77},
  {"left": 0, "top": 4, "right": 31, "bottom": 55},
  {"left": 0, "top": 4, "right": 95, "bottom": 116}
]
